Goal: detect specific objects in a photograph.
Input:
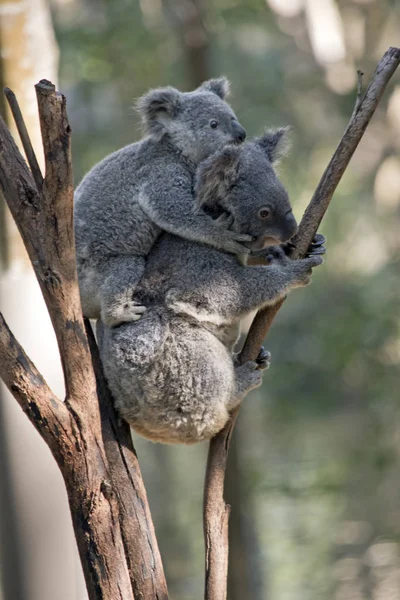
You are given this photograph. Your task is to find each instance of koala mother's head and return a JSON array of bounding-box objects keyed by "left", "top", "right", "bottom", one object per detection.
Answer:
[
  {"left": 195, "top": 128, "right": 298, "bottom": 250},
  {"left": 136, "top": 78, "right": 246, "bottom": 164}
]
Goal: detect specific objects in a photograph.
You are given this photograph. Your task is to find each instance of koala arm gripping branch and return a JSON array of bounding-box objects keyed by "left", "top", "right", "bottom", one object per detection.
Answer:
[
  {"left": 168, "top": 253, "right": 323, "bottom": 326},
  {"left": 137, "top": 168, "right": 252, "bottom": 255}
]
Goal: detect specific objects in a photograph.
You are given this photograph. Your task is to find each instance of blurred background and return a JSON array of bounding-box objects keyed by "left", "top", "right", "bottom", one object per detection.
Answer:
[{"left": 0, "top": 0, "right": 399, "bottom": 599}]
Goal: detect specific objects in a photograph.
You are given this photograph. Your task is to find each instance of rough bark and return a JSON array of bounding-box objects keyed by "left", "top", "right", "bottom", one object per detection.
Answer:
[
  {"left": 85, "top": 320, "right": 169, "bottom": 600},
  {"left": 203, "top": 46, "right": 400, "bottom": 600},
  {"left": 0, "top": 80, "right": 168, "bottom": 600}
]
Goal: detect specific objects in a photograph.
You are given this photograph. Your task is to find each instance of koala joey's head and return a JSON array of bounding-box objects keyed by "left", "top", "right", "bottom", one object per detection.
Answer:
[
  {"left": 195, "top": 128, "right": 298, "bottom": 250},
  {"left": 136, "top": 77, "right": 246, "bottom": 163}
]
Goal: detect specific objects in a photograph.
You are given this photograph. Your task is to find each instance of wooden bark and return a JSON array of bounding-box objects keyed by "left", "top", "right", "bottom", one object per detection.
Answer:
[
  {"left": 203, "top": 46, "right": 400, "bottom": 600},
  {"left": 0, "top": 80, "right": 168, "bottom": 600}
]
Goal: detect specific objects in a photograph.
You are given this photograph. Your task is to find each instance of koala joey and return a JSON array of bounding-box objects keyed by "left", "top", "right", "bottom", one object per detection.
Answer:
[
  {"left": 99, "top": 129, "right": 325, "bottom": 444},
  {"left": 74, "top": 77, "right": 249, "bottom": 327}
]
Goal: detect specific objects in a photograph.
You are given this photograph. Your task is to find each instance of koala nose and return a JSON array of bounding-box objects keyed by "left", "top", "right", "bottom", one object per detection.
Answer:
[
  {"left": 286, "top": 212, "right": 298, "bottom": 239},
  {"left": 232, "top": 122, "right": 246, "bottom": 143}
]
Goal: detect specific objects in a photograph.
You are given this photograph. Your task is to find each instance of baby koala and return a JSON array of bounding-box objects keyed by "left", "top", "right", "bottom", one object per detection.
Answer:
[
  {"left": 99, "top": 129, "right": 325, "bottom": 444},
  {"left": 74, "top": 77, "right": 250, "bottom": 327}
]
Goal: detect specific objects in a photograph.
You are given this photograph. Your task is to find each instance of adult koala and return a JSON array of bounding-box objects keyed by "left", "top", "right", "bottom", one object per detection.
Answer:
[
  {"left": 74, "top": 78, "right": 249, "bottom": 327},
  {"left": 99, "top": 129, "right": 325, "bottom": 444}
]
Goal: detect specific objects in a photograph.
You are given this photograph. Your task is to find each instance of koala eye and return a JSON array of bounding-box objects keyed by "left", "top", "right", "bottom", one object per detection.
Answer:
[
  {"left": 210, "top": 120, "right": 219, "bottom": 129},
  {"left": 259, "top": 208, "right": 270, "bottom": 220}
]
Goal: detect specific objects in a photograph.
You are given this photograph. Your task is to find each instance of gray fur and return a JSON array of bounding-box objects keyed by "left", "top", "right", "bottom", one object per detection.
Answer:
[
  {"left": 99, "top": 136, "right": 323, "bottom": 444},
  {"left": 74, "top": 78, "right": 249, "bottom": 327}
]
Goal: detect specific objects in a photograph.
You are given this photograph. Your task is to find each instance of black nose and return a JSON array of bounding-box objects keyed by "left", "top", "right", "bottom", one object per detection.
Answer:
[
  {"left": 286, "top": 213, "right": 298, "bottom": 239},
  {"left": 232, "top": 122, "right": 246, "bottom": 143}
]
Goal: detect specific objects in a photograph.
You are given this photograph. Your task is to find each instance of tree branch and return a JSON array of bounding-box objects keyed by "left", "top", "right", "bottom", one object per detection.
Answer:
[
  {"left": 0, "top": 79, "right": 96, "bottom": 405},
  {"left": 203, "top": 46, "right": 400, "bottom": 600},
  {"left": 85, "top": 319, "right": 169, "bottom": 600},
  {"left": 4, "top": 86, "right": 44, "bottom": 191},
  {"left": 0, "top": 311, "right": 69, "bottom": 457},
  {"left": 0, "top": 82, "right": 165, "bottom": 600}
]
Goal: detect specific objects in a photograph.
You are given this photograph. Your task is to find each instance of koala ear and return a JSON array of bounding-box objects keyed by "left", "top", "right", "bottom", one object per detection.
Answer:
[
  {"left": 255, "top": 127, "right": 291, "bottom": 165},
  {"left": 195, "top": 146, "right": 240, "bottom": 210},
  {"left": 198, "top": 77, "right": 230, "bottom": 99},
  {"left": 136, "top": 87, "right": 182, "bottom": 138}
]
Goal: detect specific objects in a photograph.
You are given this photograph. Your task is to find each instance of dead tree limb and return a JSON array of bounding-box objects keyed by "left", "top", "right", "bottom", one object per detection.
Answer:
[
  {"left": 0, "top": 80, "right": 168, "bottom": 600},
  {"left": 203, "top": 46, "right": 400, "bottom": 600},
  {"left": 85, "top": 319, "right": 168, "bottom": 600}
]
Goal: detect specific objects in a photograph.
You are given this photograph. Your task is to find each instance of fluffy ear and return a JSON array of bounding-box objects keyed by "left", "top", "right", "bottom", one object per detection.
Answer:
[
  {"left": 255, "top": 127, "right": 291, "bottom": 165},
  {"left": 136, "top": 87, "right": 182, "bottom": 137},
  {"left": 198, "top": 77, "right": 230, "bottom": 99},
  {"left": 195, "top": 146, "right": 240, "bottom": 210}
]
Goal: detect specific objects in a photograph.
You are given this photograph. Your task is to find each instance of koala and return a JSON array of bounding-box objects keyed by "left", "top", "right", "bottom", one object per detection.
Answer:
[
  {"left": 98, "top": 129, "right": 325, "bottom": 444},
  {"left": 74, "top": 77, "right": 250, "bottom": 327}
]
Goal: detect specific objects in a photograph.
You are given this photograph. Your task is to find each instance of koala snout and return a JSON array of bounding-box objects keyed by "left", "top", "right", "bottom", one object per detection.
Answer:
[
  {"left": 232, "top": 122, "right": 246, "bottom": 143},
  {"left": 283, "top": 212, "right": 298, "bottom": 242}
]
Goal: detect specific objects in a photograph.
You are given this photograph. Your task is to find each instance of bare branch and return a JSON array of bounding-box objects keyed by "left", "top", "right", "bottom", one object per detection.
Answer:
[
  {"left": 0, "top": 312, "right": 70, "bottom": 455},
  {"left": 85, "top": 319, "right": 169, "bottom": 600},
  {"left": 351, "top": 70, "right": 364, "bottom": 119},
  {"left": 203, "top": 46, "right": 400, "bottom": 600},
  {"left": 4, "top": 87, "right": 44, "bottom": 191},
  {"left": 0, "top": 84, "right": 96, "bottom": 405}
]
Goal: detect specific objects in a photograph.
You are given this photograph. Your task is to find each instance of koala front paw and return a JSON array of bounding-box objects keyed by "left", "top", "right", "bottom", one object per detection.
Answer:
[
  {"left": 256, "top": 346, "right": 271, "bottom": 370},
  {"left": 291, "top": 255, "right": 323, "bottom": 288},
  {"left": 102, "top": 298, "right": 147, "bottom": 327},
  {"left": 283, "top": 233, "right": 326, "bottom": 258},
  {"left": 265, "top": 245, "right": 288, "bottom": 264},
  {"left": 213, "top": 216, "right": 253, "bottom": 254},
  {"left": 235, "top": 360, "right": 264, "bottom": 395},
  {"left": 305, "top": 233, "right": 326, "bottom": 257},
  {"left": 219, "top": 230, "right": 253, "bottom": 255}
]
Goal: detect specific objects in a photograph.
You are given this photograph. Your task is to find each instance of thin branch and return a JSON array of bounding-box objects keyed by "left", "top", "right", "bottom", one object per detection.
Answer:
[
  {"left": 203, "top": 46, "right": 400, "bottom": 600},
  {"left": 351, "top": 70, "right": 364, "bottom": 119},
  {"left": 0, "top": 312, "right": 70, "bottom": 456},
  {"left": 85, "top": 319, "right": 169, "bottom": 600},
  {"left": 4, "top": 87, "right": 44, "bottom": 191}
]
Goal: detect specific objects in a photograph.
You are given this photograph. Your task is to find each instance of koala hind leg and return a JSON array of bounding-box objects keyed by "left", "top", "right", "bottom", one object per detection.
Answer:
[
  {"left": 229, "top": 360, "right": 264, "bottom": 410},
  {"left": 100, "top": 255, "right": 146, "bottom": 327}
]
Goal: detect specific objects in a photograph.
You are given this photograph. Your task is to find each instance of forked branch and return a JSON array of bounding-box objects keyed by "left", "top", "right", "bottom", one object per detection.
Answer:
[
  {"left": 203, "top": 46, "right": 400, "bottom": 600},
  {"left": 0, "top": 81, "right": 168, "bottom": 600}
]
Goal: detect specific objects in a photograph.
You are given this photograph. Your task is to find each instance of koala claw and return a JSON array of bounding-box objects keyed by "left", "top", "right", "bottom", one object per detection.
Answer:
[
  {"left": 284, "top": 233, "right": 326, "bottom": 258},
  {"left": 220, "top": 233, "right": 252, "bottom": 255},
  {"left": 214, "top": 212, "right": 234, "bottom": 229},
  {"left": 102, "top": 299, "right": 147, "bottom": 327},
  {"left": 256, "top": 346, "right": 271, "bottom": 370},
  {"left": 236, "top": 360, "right": 264, "bottom": 394},
  {"left": 306, "top": 233, "right": 326, "bottom": 257}
]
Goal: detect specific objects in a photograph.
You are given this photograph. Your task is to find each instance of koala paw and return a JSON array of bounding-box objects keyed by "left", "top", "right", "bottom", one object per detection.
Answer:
[
  {"left": 292, "top": 255, "right": 323, "bottom": 287},
  {"left": 214, "top": 212, "right": 234, "bottom": 229},
  {"left": 221, "top": 231, "right": 254, "bottom": 255},
  {"left": 265, "top": 245, "right": 288, "bottom": 264},
  {"left": 256, "top": 346, "right": 271, "bottom": 370},
  {"left": 283, "top": 233, "right": 326, "bottom": 258},
  {"left": 236, "top": 360, "right": 264, "bottom": 396},
  {"left": 305, "top": 233, "right": 326, "bottom": 257},
  {"left": 214, "top": 214, "right": 253, "bottom": 255},
  {"left": 102, "top": 298, "right": 147, "bottom": 327}
]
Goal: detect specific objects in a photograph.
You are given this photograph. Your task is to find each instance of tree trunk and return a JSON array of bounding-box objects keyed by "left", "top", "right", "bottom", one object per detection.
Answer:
[
  {"left": 0, "top": 3, "right": 86, "bottom": 599},
  {"left": 0, "top": 80, "right": 168, "bottom": 600}
]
